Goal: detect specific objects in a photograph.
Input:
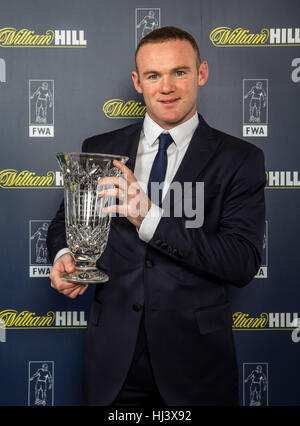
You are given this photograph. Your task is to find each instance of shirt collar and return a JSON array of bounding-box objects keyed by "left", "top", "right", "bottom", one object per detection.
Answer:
[{"left": 142, "top": 112, "right": 199, "bottom": 150}]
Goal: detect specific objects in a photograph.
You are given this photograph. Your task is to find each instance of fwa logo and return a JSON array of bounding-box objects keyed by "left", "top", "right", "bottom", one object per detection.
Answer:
[
  {"left": 29, "top": 220, "right": 51, "bottom": 277},
  {"left": 243, "top": 79, "right": 268, "bottom": 137},
  {"left": 243, "top": 363, "right": 268, "bottom": 406},
  {"left": 29, "top": 80, "right": 54, "bottom": 137},
  {"left": 28, "top": 361, "right": 54, "bottom": 406},
  {"left": 135, "top": 8, "right": 160, "bottom": 46}
]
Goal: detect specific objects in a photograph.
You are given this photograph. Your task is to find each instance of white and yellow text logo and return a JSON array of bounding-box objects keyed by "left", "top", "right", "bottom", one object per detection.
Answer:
[
  {"left": 210, "top": 27, "right": 300, "bottom": 47},
  {"left": 0, "top": 309, "right": 87, "bottom": 329},
  {"left": 103, "top": 99, "right": 146, "bottom": 119},
  {"left": 233, "top": 312, "right": 300, "bottom": 330},
  {"left": 0, "top": 169, "right": 63, "bottom": 189},
  {"left": 265, "top": 171, "right": 300, "bottom": 188},
  {"left": 0, "top": 28, "right": 87, "bottom": 48}
]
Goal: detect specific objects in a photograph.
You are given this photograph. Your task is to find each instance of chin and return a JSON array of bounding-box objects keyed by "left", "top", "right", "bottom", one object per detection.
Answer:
[{"left": 160, "top": 114, "right": 183, "bottom": 125}]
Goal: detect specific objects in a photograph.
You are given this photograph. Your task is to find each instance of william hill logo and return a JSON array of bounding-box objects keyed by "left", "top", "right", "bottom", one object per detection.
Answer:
[
  {"left": 103, "top": 99, "right": 146, "bottom": 119},
  {"left": 0, "top": 309, "right": 87, "bottom": 329},
  {"left": 210, "top": 27, "right": 300, "bottom": 47},
  {"left": 233, "top": 312, "right": 300, "bottom": 330},
  {"left": 0, "top": 169, "right": 63, "bottom": 189},
  {"left": 0, "top": 28, "right": 87, "bottom": 47},
  {"left": 266, "top": 171, "right": 300, "bottom": 188}
]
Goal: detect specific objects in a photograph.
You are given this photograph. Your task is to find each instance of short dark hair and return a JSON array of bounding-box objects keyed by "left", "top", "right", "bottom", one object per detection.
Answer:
[{"left": 135, "top": 26, "right": 201, "bottom": 71}]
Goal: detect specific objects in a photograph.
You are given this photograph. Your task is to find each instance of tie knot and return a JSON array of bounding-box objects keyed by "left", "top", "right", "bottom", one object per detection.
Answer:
[{"left": 158, "top": 133, "right": 173, "bottom": 152}]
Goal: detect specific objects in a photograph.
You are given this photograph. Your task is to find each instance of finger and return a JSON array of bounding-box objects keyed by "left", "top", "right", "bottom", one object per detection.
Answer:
[
  {"left": 98, "top": 187, "right": 124, "bottom": 200},
  {"left": 65, "top": 285, "right": 85, "bottom": 299},
  {"left": 102, "top": 204, "right": 126, "bottom": 215},
  {"left": 60, "top": 281, "right": 85, "bottom": 296},
  {"left": 98, "top": 176, "right": 127, "bottom": 191},
  {"left": 61, "top": 257, "right": 75, "bottom": 274},
  {"left": 78, "top": 284, "right": 89, "bottom": 295},
  {"left": 54, "top": 256, "right": 75, "bottom": 275},
  {"left": 50, "top": 263, "right": 70, "bottom": 284},
  {"left": 51, "top": 278, "right": 77, "bottom": 293},
  {"left": 64, "top": 262, "right": 75, "bottom": 274},
  {"left": 114, "top": 160, "right": 138, "bottom": 186},
  {"left": 66, "top": 283, "right": 88, "bottom": 296},
  {"left": 113, "top": 159, "right": 134, "bottom": 180}
]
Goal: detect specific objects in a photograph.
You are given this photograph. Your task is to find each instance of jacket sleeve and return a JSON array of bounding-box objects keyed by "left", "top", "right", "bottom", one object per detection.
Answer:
[{"left": 149, "top": 147, "right": 266, "bottom": 288}]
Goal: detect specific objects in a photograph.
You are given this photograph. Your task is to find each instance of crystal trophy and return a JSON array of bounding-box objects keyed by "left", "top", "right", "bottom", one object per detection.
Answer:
[{"left": 56, "top": 152, "right": 128, "bottom": 284}]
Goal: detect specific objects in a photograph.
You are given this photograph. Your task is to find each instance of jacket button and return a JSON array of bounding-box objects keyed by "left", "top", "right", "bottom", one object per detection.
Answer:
[
  {"left": 146, "top": 259, "right": 153, "bottom": 268},
  {"left": 132, "top": 303, "right": 142, "bottom": 312},
  {"left": 160, "top": 242, "right": 168, "bottom": 249},
  {"left": 167, "top": 245, "right": 173, "bottom": 253},
  {"left": 155, "top": 239, "right": 162, "bottom": 246}
]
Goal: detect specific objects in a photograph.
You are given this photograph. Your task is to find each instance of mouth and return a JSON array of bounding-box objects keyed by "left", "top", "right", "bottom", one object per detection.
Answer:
[{"left": 158, "top": 98, "right": 180, "bottom": 105}]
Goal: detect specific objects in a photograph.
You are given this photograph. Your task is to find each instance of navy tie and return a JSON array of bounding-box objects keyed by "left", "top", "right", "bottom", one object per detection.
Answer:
[{"left": 147, "top": 133, "right": 173, "bottom": 206}]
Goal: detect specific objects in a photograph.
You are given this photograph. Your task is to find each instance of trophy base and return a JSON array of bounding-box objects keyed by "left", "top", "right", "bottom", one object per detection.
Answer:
[{"left": 61, "top": 268, "right": 109, "bottom": 284}]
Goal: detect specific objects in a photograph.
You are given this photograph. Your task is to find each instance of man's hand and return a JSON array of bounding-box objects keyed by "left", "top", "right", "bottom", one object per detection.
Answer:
[
  {"left": 98, "top": 160, "right": 151, "bottom": 229},
  {"left": 49, "top": 253, "right": 88, "bottom": 299}
]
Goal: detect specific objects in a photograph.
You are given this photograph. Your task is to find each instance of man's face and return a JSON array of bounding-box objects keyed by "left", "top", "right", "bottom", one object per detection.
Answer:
[{"left": 132, "top": 39, "right": 208, "bottom": 130}]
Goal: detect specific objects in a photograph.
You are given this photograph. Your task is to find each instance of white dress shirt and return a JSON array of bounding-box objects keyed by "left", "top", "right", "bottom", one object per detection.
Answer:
[
  {"left": 54, "top": 112, "right": 199, "bottom": 262},
  {"left": 136, "top": 112, "right": 199, "bottom": 242}
]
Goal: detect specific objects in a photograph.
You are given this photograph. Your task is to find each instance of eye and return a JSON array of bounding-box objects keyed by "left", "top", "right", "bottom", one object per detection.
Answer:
[
  {"left": 148, "top": 74, "right": 158, "bottom": 80},
  {"left": 176, "top": 70, "right": 186, "bottom": 77}
]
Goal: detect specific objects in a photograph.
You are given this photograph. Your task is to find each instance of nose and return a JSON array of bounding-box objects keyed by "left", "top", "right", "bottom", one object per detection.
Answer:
[{"left": 159, "top": 76, "right": 175, "bottom": 94}]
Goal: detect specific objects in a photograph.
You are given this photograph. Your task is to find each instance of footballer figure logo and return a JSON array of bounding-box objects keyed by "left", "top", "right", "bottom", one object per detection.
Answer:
[
  {"left": 243, "top": 79, "right": 268, "bottom": 137},
  {"left": 135, "top": 8, "right": 160, "bottom": 46},
  {"left": 28, "top": 361, "right": 54, "bottom": 406},
  {"left": 29, "top": 80, "right": 54, "bottom": 137},
  {"left": 244, "top": 81, "right": 267, "bottom": 123},
  {"left": 243, "top": 363, "right": 268, "bottom": 406},
  {"left": 29, "top": 220, "right": 51, "bottom": 277}
]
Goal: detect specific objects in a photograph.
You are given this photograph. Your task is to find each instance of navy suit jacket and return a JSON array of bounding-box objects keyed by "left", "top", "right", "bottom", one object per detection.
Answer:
[{"left": 47, "top": 115, "right": 266, "bottom": 405}]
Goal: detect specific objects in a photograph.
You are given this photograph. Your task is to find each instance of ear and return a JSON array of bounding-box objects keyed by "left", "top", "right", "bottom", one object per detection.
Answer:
[
  {"left": 132, "top": 71, "right": 143, "bottom": 94},
  {"left": 198, "top": 61, "right": 209, "bottom": 87}
]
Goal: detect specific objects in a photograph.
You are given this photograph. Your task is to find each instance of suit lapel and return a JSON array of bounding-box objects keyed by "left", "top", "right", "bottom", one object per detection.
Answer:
[
  {"left": 116, "top": 115, "right": 220, "bottom": 183},
  {"left": 121, "top": 121, "right": 143, "bottom": 171},
  {"left": 170, "top": 114, "right": 220, "bottom": 186}
]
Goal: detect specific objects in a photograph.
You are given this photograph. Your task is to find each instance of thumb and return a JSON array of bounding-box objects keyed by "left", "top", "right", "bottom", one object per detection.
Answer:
[{"left": 61, "top": 254, "right": 75, "bottom": 273}]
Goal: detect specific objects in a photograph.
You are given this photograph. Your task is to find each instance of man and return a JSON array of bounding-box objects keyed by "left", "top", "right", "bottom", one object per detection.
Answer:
[{"left": 47, "top": 26, "right": 266, "bottom": 406}]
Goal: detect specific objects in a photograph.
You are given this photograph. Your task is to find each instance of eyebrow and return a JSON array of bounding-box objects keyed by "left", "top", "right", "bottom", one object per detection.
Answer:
[{"left": 142, "top": 65, "right": 191, "bottom": 77}]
